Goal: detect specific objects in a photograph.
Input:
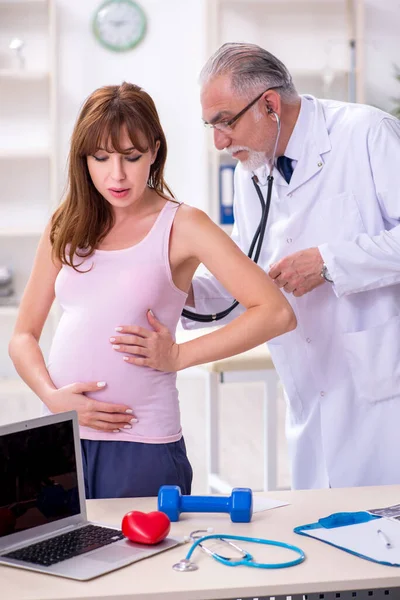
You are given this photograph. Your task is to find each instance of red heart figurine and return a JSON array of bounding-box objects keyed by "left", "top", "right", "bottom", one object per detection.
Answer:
[{"left": 121, "top": 510, "right": 171, "bottom": 545}]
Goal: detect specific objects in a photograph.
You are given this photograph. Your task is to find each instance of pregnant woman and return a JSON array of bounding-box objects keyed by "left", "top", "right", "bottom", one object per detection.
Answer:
[{"left": 8, "top": 82, "right": 296, "bottom": 499}]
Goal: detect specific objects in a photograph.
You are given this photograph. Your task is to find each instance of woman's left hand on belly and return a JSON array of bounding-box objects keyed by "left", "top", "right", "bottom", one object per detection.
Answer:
[{"left": 110, "top": 310, "right": 180, "bottom": 372}]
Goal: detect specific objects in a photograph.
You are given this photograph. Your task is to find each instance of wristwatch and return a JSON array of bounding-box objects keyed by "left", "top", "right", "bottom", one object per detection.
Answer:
[{"left": 321, "top": 263, "right": 333, "bottom": 283}]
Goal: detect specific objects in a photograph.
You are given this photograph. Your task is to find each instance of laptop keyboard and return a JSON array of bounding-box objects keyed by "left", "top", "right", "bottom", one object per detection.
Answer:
[{"left": 2, "top": 524, "right": 125, "bottom": 567}]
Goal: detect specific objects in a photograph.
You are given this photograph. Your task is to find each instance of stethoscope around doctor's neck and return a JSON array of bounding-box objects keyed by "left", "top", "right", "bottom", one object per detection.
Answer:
[{"left": 181, "top": 109, "right": 281, "bottom": 323}]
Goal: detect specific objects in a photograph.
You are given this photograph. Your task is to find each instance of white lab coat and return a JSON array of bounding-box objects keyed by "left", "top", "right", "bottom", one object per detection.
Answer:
[{"left": 182, "top": 95, "right": 400, "bottom": 490}]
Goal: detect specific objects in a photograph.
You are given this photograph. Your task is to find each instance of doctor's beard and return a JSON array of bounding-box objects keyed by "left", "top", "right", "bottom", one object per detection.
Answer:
[{"left": 227, "top": 146, "right": 268, "bottom": 172}]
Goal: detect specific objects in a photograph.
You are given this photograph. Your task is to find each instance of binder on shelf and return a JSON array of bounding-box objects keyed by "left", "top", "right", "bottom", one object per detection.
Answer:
[
  {"left": 219, "top": 164, "right": 235, "bottom": 225},
  {"left": 0, "top": 266, "right": 15, "bottom": 305}
]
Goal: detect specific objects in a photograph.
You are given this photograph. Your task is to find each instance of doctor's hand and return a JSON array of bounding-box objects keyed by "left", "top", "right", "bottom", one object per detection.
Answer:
[
  {"left": 269, "top": 248, "right": 325, "bottom": 297},
  {"left": 110, "top": 310, "right": 181, "bottom": 373}
]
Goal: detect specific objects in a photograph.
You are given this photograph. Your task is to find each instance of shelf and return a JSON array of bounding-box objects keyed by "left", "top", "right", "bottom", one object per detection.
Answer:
[
  {"left": 219, "top": 0, "right": 346, "bottom": 4},
  {"left": 0, "top": 304, "right": 59, "bottom": 319},
  {"left": 0, "top": 228, "right": 43, "bottom": 237},
  {"left": 0, "top": 306, "right": 19, "bottom": 317},
  {"left": 0, "top": 0, "right": 57, "bottom": 379},
  {"left": 0, "top": 148, "right": 50, "bottom": 159},
  {"left": 0, "top": 69, "right": 49, "bottom": 82},
  {"left": 206, "top": 0, "right": 364, "bottom": 226},
  {"left": 0, "top": 378, "right": 29, "bottom": 395},
  {"left": 292, "top": 68, "right": 348, "bottom": 77},
  {"left": 0, "top": 0, "right": 47, "bottom": 4}
]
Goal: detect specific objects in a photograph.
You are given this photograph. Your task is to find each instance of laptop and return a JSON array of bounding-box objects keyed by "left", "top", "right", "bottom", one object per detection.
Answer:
[{"left": 0, "top": 411, "right": 180, "bottom": 580}]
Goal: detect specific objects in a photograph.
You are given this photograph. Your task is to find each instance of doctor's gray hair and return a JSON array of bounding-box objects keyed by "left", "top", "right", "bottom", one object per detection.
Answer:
[{"left": 200, "top": 42, "right": 298, "bottom": 102}]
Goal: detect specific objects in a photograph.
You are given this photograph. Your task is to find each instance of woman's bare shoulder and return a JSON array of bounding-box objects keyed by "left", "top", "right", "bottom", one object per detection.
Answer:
[{"left": 174, "top": 203, "right": 211, "bottom": 229}]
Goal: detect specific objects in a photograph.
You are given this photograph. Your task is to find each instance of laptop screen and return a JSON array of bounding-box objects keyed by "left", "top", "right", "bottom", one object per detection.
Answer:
[{"left": 0, "top": 420, "right": 80, "bottom": 538}]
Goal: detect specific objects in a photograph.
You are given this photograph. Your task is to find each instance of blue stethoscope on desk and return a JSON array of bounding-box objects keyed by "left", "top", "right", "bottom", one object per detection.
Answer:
[
  {"left": 181, "top": 111, "right": 281, "bottom": 324},
  {"left": 173, "top": 528, "right": 305, "bottom": 571}
]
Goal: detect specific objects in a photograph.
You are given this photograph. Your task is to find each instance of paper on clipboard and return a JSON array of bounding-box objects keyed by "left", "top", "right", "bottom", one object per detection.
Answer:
[
  {"left": 306, "top": 518, "right": 400, "bottom": 565},
  {"left": 294, "top": 512, "right": 400, "bottom": 566}
]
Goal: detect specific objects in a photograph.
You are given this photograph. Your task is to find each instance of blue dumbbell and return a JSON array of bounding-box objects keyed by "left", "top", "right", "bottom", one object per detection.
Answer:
[{"left": 158, "top": 485, "right": 253, "bottom": 522}]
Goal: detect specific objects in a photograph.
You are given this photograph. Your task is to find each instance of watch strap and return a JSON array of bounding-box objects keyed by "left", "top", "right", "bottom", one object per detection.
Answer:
[{"left": 321, "top": 263, "right": 333, "bottom": 283}]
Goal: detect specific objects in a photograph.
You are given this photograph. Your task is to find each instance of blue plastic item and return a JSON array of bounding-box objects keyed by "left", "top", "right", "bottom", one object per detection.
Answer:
[{"left": 158, "top": 485, "right": 253, "bottom": 522}]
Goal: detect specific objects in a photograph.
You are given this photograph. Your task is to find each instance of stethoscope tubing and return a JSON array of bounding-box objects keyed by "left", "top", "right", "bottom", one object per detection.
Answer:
[
  {"left": 185, "top": 533, "right": 305, "bottom": 569},
  {"left": 181, "top": 175, "right": 273, "bottom": 323},
  {"left": 181, "top": 112, "right": 281, "bottom": 323}
]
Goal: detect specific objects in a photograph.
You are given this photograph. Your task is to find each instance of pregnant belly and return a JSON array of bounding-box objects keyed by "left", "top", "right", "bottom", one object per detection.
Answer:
[{"left": 47, "top": 317, "right": 180, "bottom": 440}]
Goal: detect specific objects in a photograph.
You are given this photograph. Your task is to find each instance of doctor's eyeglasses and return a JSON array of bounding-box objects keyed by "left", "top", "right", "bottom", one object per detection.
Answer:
[{"left": 203, "top": 86, "right": 280, "bottom": 134}]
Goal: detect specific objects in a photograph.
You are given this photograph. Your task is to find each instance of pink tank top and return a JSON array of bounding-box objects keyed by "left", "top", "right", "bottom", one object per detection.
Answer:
[{"left": 46, "top": 201, "right": 187, "bottom": 443}]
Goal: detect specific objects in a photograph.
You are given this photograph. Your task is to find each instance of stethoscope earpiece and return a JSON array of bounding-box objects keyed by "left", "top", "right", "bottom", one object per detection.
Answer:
[{"left": 267, "top": 108, "right": 279, "bottom": 122}]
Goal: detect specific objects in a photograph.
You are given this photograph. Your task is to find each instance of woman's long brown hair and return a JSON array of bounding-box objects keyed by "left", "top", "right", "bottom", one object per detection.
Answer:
[{"left": 50, "top": 82, "right": 174, "bottom": 270}]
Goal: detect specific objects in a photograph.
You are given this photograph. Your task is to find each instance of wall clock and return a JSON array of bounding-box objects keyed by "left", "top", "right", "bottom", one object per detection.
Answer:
[{"left": 93, "top": 0, "right": 147, "bottom": 52}]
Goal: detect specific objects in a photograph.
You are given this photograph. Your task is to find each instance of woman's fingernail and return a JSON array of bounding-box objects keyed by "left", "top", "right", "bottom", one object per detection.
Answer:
[
  {"left": 112, "top": 345, "right": 120, "bottom": 349},
  {"left": 125, "top": 409, "right": 133, "bottom": 414},
  {"left": 123, "top": 425, "right": 132, "bottom": 429},
  {"left": 148, "top": 309, "right": 154, "bottom": 316},
  {"left": 113, "top": 429, "right": 120, "bottom": 433},
  {"left": 115, "top": 327, "right": 123, "bottom": 332},
  {"left": 130, "top": 418, "right": 138, "bottom": 423},
  {"left": 123, "top": 356, "right": 129, "bottom": 362},
  {"left": 109, "top": 337, "right": 116, "bottom": 342},
  {"left": 97, "top": 382, "right": 106, "bottom": 388}
]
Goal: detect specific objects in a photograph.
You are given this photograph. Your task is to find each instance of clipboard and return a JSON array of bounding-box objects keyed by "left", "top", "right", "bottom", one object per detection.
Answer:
[{"left": 294, "top": 511, "right": 400, "bottom": 566}]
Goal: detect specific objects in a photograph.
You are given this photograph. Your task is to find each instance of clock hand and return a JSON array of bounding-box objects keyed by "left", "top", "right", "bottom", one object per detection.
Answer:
[{"left": 110, "top": 20, "right": 127, "bottom": 27}]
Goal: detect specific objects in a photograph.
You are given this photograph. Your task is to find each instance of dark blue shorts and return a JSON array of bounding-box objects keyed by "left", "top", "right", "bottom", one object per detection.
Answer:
[{"left": 80, "top": 437, "right": 193, "bottom": 500}]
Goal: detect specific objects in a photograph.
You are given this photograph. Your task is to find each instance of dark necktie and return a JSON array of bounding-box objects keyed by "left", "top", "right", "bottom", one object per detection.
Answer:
[{"left": 277, "top": 155, "right": 294, "bottom": 184}]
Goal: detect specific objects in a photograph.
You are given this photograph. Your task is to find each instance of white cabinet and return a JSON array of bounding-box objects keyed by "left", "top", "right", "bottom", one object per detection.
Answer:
[
  {"left": 205, "top": 0, "right": 365, "bottom": 226},
  {"left": 0, "top": 0, "right": 57, "bottom": 379}
]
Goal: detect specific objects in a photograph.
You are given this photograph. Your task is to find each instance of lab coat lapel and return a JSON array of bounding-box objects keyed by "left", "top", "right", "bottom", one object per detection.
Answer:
[{"left": 288, "top": 97, "right": 332, "bottom": 194}]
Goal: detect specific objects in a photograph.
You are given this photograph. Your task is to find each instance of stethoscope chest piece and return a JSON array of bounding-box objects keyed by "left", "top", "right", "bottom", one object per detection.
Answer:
[{"left": 173, "top": 558, "right": 199, "bottom": 572}]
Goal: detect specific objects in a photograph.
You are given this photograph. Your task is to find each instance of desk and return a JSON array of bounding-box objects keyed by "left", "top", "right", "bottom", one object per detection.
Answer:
[
  {"left": 176, "top": 328, "right": 280, "bottom": 492},
  {"left": 4, "top": 486, "right": 400, "bottom": 600}
]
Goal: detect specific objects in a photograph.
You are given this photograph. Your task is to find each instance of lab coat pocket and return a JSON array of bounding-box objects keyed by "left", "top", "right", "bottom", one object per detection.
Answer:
[
  {"left": 316, "top": 191, "right": 365, "bottom": 242},
  {"left": 343, "top": 315, "right": 400, "bottom": 403}
]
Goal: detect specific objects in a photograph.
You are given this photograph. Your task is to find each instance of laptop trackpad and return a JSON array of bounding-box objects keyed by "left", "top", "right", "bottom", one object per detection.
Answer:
[{"left": 88, "top": 545, "right": 144, "bottom": 563}]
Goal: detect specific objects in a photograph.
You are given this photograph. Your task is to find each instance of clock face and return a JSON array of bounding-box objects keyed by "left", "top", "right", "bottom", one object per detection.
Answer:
[{"left": 93, "top": 0, "right": 147, "bottom": 52}]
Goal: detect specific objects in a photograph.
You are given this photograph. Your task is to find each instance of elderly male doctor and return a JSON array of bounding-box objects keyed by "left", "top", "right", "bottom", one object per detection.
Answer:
[{"left": 178, "top": 42, "right": 400, "bottom": 491}]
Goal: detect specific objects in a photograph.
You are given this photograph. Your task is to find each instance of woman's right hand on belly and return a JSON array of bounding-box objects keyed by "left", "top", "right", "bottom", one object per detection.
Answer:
[{"left": 43, "top": 381, "right": 137, "bottom": 432}]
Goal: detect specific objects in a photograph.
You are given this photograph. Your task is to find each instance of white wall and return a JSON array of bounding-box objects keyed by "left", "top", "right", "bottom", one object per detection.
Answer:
[
  {"left": 55, "top": 0, "right": 208, "bottom": 210},
  {"left": 54, "top": 0, "right": 400, "bottom": 215}
]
